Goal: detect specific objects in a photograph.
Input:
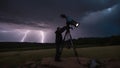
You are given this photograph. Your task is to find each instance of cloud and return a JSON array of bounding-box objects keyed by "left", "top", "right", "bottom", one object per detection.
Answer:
[
  {"left": 78, "top": 4, "right": 120, "bottom": 37},
  {"left": 0, "top": 15, "right": 51, "bottom": 30},
  {"left": 0, "top": 0, "right": 120, "bottom": 42},
  {"left": 0, "top": 0, "right": 119, "bottom": 29},
  {"left": 0, "top": 0, "right": 119, "bottom": 18}
]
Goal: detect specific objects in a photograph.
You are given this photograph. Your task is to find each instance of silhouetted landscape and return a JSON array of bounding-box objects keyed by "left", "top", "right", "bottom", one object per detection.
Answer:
[
  {"left": 0, "top": 35, "right": 120, "bottom": 68},
  {"left": 0, "top": 35, "right": 120, "bottom": 52}
]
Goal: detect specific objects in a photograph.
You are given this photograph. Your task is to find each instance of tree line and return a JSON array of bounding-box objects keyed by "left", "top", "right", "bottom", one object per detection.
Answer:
[{"left": 0, "top": 35, "right": 120, "bottom": 52}]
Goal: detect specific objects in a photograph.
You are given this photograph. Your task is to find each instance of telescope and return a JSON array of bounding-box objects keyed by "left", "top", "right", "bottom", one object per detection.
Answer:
[
  {"left": 68, "top": 19, "right": 79, "bottom": 27},
  {"left": 60, "top": 14, "right": 79, "bottom": 27},
  {"left": 60, "top": 14, "right": 81, "bottom": 64}
]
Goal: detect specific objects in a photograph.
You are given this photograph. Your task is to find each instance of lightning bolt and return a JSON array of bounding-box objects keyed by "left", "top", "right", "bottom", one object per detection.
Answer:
[
  {"left": 39, "top": 31, "right": 44, "bottom": 43},
  {"left": 0, "top": 30, "right": 45, "bottom": 43},
  {"left": 21, "top": 30, "right": 30, "bottom": 42}
]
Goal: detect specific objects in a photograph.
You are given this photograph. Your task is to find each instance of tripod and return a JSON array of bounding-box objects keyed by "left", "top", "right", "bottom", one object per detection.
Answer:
[{"left": 60, "top": 26, "right": 80, "bottom": 64}]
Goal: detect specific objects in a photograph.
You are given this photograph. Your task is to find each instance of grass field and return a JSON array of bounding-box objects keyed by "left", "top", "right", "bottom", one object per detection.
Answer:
[{"left": 0, "top": 45, "right": 120, "bottom": 67}]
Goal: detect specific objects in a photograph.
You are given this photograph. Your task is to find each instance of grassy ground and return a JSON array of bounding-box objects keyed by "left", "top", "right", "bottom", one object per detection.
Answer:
[{"left": 0, "top": 45, "right": 120, "bottom": 67}]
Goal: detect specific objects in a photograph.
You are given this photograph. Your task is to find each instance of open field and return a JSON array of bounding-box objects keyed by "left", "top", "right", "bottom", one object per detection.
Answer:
[{"left": 0, "top": 45, "right": 120, "bottom": 67}]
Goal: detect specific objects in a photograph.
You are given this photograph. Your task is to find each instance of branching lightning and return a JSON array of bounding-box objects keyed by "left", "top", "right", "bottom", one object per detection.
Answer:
[{"left": 21, "top": 30, "right": 30, "bottom": 42}]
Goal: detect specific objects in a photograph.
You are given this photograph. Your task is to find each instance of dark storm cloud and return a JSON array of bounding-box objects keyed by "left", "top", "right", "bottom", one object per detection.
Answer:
[
  {"left": 79, "top": 4, "right": 120, "bottom": 37},
  {"left": 0, "top": 0, "right": 119, "bottom": 29},
  {"left": 0, "top": 0, "right": 119, "bottom": 20},
  {"left": 3, "top": 0, "right": 119, "bottom": 11},
  {"left": 0, "top": 15, "right": 50, "bottom": 30},
  {"left": 0, "top": 0, "right": 120, "bottom": 42}
]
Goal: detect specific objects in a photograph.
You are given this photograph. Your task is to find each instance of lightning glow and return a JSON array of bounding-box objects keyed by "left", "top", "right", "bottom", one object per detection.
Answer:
[
  {"left": 0, "top": 29, "right": 46, "bottom": 43},
  {"left": 0, "top": 31, "right": 10, "bottom": 33},
  {"left": 21, "top": 30, "right": 30, "bottom": 42},
  {"left": 107, "top": 8, "right": 112, "bottom": 12}
]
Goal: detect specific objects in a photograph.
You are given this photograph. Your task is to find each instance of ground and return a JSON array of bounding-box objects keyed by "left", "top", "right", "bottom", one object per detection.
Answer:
[
  {"left": 18, "top": 57, "right": 120, "bottom": 68},
  {"left": 0, "top": 46, "right": 120, "bottom": 68}
]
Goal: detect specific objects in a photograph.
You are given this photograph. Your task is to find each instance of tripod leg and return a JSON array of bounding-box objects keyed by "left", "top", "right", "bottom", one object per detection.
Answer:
[
  {"left": 59, "top": 31, "right": 67, "bottom": 56},
  {"left": 69, "top": 33, "right": 81, "bottom": 64}
]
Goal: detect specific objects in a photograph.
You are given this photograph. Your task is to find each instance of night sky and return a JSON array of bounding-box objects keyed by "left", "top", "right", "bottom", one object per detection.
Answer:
[{"left": 0, "top": 0, "right": 120, "bottom": 43}]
